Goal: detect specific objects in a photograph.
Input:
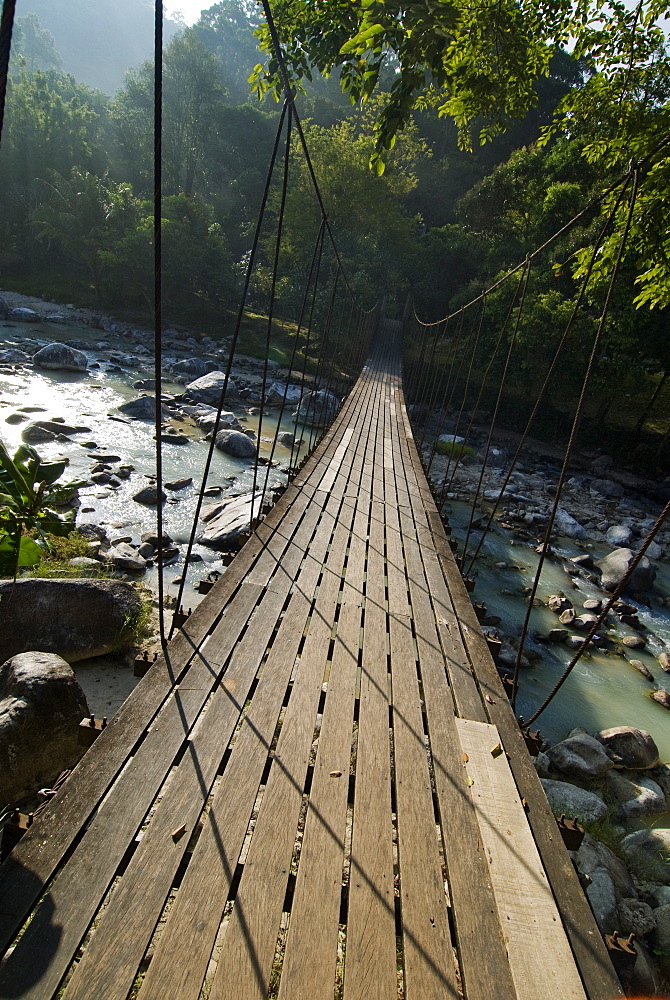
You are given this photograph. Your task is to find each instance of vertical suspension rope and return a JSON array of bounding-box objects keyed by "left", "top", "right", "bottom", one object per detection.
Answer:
[
  {"left": 511, "top": 172, "right": 638, "bottom": 711},
  {"left": 0, "top": 0, "right": 16, "bottom": 146},
  {"left": 153, "top": 0, "right": 168, "bottom": 652},
  {"left": 250, "top": 107, "right": 293, "bottom": 532}
]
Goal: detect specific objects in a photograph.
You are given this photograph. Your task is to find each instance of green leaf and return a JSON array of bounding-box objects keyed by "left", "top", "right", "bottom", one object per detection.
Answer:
[{"left": 16, "top": 536, "right": 43, "bottom": 568}]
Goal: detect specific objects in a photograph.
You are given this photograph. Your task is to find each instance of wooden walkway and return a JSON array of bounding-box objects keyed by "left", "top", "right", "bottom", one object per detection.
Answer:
[{"left": 0, "top": 321, "right": 622, "bottom": 1000}]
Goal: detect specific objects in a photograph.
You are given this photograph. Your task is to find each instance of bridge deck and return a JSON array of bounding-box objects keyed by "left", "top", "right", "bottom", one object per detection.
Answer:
[{"left": 0, "top": 322, "right": 621, "bottom": 1000}]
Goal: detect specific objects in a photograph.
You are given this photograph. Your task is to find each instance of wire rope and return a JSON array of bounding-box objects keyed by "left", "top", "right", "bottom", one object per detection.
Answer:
[{"left": 153, "top": 0, "right": 167, "bottom": 652}]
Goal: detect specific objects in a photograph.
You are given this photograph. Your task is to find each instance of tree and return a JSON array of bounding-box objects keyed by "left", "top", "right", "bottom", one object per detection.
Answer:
[{"left": 12, "top": 14, "right": 63, "bottom": 75}]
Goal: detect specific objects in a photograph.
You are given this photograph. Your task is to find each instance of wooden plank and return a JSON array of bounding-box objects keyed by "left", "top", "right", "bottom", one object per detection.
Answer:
[
  {"left": 60, "top": 588, "right": 289, "bottom": 1000},
  {"left": 456, "top": 718, "right": 587, "bottom": 1000},
  {"left": 343, "top": 499, "right": 396, "bottom": 1000},
  {"left": 208, "top": 493, "right": 358, "bottom": 1000},
  {"left": 0, "top": 582, "right": 266, "bottom": 1000},
  {"left": 137, "top": 478, "right": 354, "bottom": 1000},
  {"left": 277, "top": 377, "right": 378, "bottom": 1000}
]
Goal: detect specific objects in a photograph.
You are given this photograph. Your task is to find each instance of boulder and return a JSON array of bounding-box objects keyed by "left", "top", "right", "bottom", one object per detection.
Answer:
[
  {"left": 659, "top": 652, "right": 670, "bottom": 672},
  {"left": 622, "top": 634, "right": 645, "bottom": 649},
  {"left": 553, "top": 508, "right": 586, "bottom": 540},
  {"left": 595, "top": 547, "right": 656, "bottom": 595},
  {"left": 20, "top": 423, "right": 57, "bottom": 443},
  {"left": 575, "top": 833, "right": 638, "bottom": 900},
  {"left": 165, "top": 477, "right": 192, "bottom": 491},
  {"left": 617, "top": 898, "right": 655, "bottom": 937},
  {"left": 294, "top": 389, "right": 339, "bottom": 427},
  {"left": 0, "top": 579, "right": 143, "bottom": 663},
  {"left": 194, "top": 408, "right": 241, "bottom": 434},
  {"left": 33, "top": 343, "right": 87, "bottom": 371},
  {"left": 540, "top": 778, "right": 608, "bottom": 823},
  {"left": 621, "top": 829, "right": 670, "bottom": 884},
  {"left": 596, "top": 726, "right": 659, "bottom": 769},
  {"left": 629, "top": 659, "right": 654, "bottom": 681},
  {"left": 591, "top": 455, "right": 613, "bottom": 475},
  {"left": 591, "top": 478, "right": 625, "bottom": 499},
  {"left": 107, "top": 542, "right": 147, "bottom": 572},
  {"left": 544, "top": 730, "right": 615, "bottom": 780},
  {"left": 185, "top": 372, "right": 239, "bottom": 407},
  {"left": 199, "top": 492, "right": 262, "bottom": 550},
  {"left": 265, "top": 382, "right": 303, "bottom": 405},
  {"left": 9, "top": 307, "right": 39, "bottom": 322},
  {"left": 0, "top": 651, "right": 89, "bottom": 803},
  {"left": 606, "top": 525, "right": 633, "bottom": 547},
  {"left": 602, "top": 771, "right": 666, "bottom": 820},
  {"left": 215, "top": 429, "right": 257, "bottom": 459},
  {"left": 0, "top": 349, "right": 30, "bottom": 365},
  {"left": 278, "top": 431, "right": 296, "bottom": 447},
  {"left": 639, "top": 539, "right": 663, "bottom": 560},
  {"left": 133, "top": 485, "right": 166, "bottom": 506},
  {"left": 117, "top": 396, "right": 158, "bottom": 420},
  {"left": 651, "top": 689, "right": 670, "bottom": 709},
  {"left": 547, "top": 595, "right": 572, "bottom": 613},
  {"left": 170, "top": 358, "right": 212, "bottom": 380}
]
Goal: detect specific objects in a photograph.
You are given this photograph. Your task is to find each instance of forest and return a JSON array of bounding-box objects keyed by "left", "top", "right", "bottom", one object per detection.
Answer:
[{"left": 1, "top": 0, "right": 669, "bottom": 466}]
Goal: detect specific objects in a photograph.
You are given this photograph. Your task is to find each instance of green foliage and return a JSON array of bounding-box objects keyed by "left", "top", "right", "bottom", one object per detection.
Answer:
[
  {"left": 0, "top": 442, "right": 86, "bottom": 579},
  {"left": 434, "top": 440, "right": 476, "bottom": 459}
]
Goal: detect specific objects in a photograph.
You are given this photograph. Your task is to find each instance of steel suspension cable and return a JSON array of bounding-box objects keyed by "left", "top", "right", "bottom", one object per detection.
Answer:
[
  {"left": 420, "top": 316, "right": 457, "bottom": 452},
  {"left": 306, "top": 259, "right": 340, "bottom": 456},
  {"left": 426, "top": 307, "right": 470, "bottom": 473},
  {"left": 250, "top": 108, "right": 293, "bottom": 532},
  {"left": 153, "top": 0, "right": 167, "bottom": 652},
  {"left": 417, "top": 318, "right": 448, "bottom": 450},
  {"left": 464, "top": 179, "right": 632, "bottom": 578},
  {"left": 460, "top": 259, "right": 532, "bottom": 565},
  {"left": 169, "top": 100, "right": 289, "bottom": 635},
  {"left": 511, "top": 171, "right": 639, "bottom": 710},
  {"left": 524, "top": 499, "right": 670, "bottom": 727}
]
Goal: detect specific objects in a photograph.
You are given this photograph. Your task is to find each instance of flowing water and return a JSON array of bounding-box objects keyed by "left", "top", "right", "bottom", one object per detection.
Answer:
[
  {"left": 0, "top": 318, "right": 309, "bottom": 602},
  {"left": 446, "top": 500, "right": 670, "bottom": 769}
]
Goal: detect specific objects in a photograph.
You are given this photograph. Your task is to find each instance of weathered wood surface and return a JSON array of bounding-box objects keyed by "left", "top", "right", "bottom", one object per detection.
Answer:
[{"left": 0, "top": 321, "right": 622, "bottom": 1000}]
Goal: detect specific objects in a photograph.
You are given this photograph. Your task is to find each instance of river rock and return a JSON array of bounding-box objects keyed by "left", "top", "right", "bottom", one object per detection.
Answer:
[
  {"left": 629, "top": 659, "right": 654, "bottom": 681},
  {"left": 558, "top": 608, "right": 576, "bottom": 624},
  {"left": 544, "top": 730, "right": 614, "bottom": 780},
  {"left": 591, "top": 454, "right": 613, "bottom": 475},
  {"left": 107, "top": 542, "right": 147, "bottom": 572},
  {"left": 165, "top": 477, "right": 192, "bottom": 490},
  {"left": 20, "top": 423, "right": 57, "bottom": 443},
  {"left": 9, "top": 307, "right": 39, "bottom": 322},
  {"left": 617, "top": 898, "right": 656, "bottom": 937},
  {"left": 199, "top": 492, "right": 262, "bottom": 549},
  {"left": 659, "top": 652, "right": 670, "bottom": 671},
  {"left": 622, "top": 634, "right": 645, "bottom": 649},
  {"left": 117, "top": 395, "right": 159, "bottom": 420},
  {"left": 651, "top": 689, "right": 670, "bottom": 709},
  {"left": 0, "top": 349, "right": 30, "bottom": 365},
  {"left": 621, "top": 829, "right": 670, "bottom": 883},
  {"left": 554, "top": 508, "right": 587, "bottom": 540},
  {"left": 265, "top": 382, "right": 303, "bottom": 405},
  {"left": 185, "top": 372, "right": 239, "bottom": 406},
  {"left": 294, "top": 389, "right": 339, "bottom": 427},
  {"left": 133, "top": 485, "right": 166, "bottom": 505},
  {"left": 215, "top": 429, "right": 257, "bottom": 459},
  {"left": 583, "top": 598, "right": 602, "bottom": 612},
  {"left": 595, "top": 547, "right": 656, "bottom": 595},
  {"left": 606, "top": 525, "right": 633, "bottom": 547},
  {"left": 33, "top": 343, "right": 87, "bottom": 371},
  {"left": 596, "top": 726, "right": 659, "bottom": 769},
  {"left": 591, "top": 478, "right": 625, "bottom": 499},
  {"left": 548, "top": 595, "right": 572, "bottom": 613},
  {"left": 0, "top": 578, "right": 143, "bottom": 662},
  {"left": 170, "top": 358, "right": 212, "bottom": 380},
  {"left": 0, "top": 651, "right": 89, "bottom": 803},
  {"left": 573, "top": 834, "right": 637, "bottom": 934},
  {"left": 603, "top": 771, "right": 666, "bottom": 820},
  {"left": 546, "top": 628, "right": 569, "bottom": 642},
  {"left": 540, "top": 778, "right": 607, "bottom": 823}
]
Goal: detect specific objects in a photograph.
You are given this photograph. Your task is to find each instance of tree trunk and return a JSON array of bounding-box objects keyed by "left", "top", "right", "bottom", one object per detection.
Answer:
[{"left": 634, "top": 371, "right": 668, "bottom": 436}]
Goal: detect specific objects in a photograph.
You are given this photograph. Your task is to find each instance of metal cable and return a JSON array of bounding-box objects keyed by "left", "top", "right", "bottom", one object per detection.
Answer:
[
  {"left": 511, "top": 172, "right": 639, "bottom": 709},
  {"left": 153, "top": 0, "right": 167, "bottom": 652}
]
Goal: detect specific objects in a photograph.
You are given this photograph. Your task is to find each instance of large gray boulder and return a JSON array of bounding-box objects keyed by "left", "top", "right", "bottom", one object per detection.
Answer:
[
  {"left": 185, "top": 372, "right": 239, "bottom": 406},
  {"left": 621, "top": 829, "right": 670, "bottom": 884},
  {"left": 553, "top": 508, "right": 587, "bottom": 540},
  {"left": 540, "top": 778, "right": 608, "bottom": 823},
  {"left": 117, "top": 395, "right": 158, "bottom": 420},
  {"left": 590, "top": 478, "right": 625, "bottom": 499},
  {"left": 595, "top": 726, "right": 659, "bottom": 769},
  {"left": 573, "top": 833, "right": 638, "bottom": 934},
  {"left": 602, "top": 771, "right": 666, "bottom": 820},
  {"left": 21, "top": 423, "right": 57, "bottom": 443},
  {"left": 544, "top": 730, "right": 615, "bottom": 780},
  {"left": 170, "top": 358, "right": 213, "bottom": 380},
  {"left": 294, "top": 389, "right": 339, "bottom": 427},
  {"left": 215, "top": 429, "right": 257, "bottom": 459},
  {"left": 0, "top": 651, "right": 89, "bottom": 803},
  {"left": 199, "top": 492, "right": 262, "bottom": 549},
  {"left": 33, "top": 343, "right": 87, "bottom": 371},
  {"left": 595, "top": 547, "right": 656, "bottom": 595},
  {"left": 265, "top": 382, "right": 303, "bottom": 406},
  {"left": 9, "top": 307, "right": 39, "bottom": 322},
  {"left": 0, "top": 578, "right": 143, "bottom": 663},
  {"left": 606, "top": 524, "right": 633, "bottom": 548}
]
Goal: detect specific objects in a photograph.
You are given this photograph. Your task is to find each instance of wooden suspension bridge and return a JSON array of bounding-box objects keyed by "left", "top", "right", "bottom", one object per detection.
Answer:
[{"left": 0, "top": 320, "right": 624, "bottom": 1000}]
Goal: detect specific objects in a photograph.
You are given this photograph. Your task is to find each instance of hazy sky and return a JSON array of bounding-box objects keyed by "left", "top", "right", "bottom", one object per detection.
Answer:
[{"left": 166, "top": 2, "right": 205, "bottom": 25}]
